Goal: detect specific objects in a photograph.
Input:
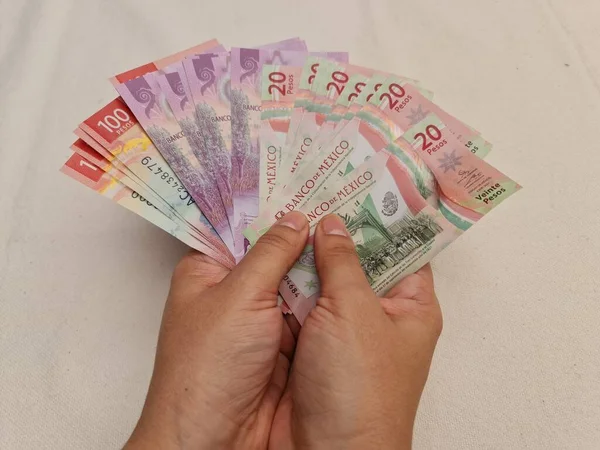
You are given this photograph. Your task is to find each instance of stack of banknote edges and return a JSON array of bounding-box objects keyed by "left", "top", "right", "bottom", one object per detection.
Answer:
[{"left": 62, "top": 37, "right": 521, "bottom": 324}]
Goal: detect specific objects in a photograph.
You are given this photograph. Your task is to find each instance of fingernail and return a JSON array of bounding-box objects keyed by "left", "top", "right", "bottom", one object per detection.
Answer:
[
  {"left": 321, "top": 214, "right": 349, "bottom": 236},
  {"left": 277, "top": 211, "right": 307, "bottom": 231}
]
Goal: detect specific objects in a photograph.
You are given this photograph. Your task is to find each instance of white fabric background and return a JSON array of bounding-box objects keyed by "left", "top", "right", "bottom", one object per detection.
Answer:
[{"left": 1, "top": 0, "right": 599, "bottom": 448}]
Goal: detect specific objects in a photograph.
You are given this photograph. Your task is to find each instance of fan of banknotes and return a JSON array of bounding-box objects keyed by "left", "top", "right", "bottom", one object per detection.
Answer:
[{"left": 61, "top": 37, "right": 520, "bottom": 323}]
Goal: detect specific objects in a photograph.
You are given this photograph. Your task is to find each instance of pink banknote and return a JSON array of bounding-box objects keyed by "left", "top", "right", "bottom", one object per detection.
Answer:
[
  {"left": 230, "top": 49, "right": 349, "bottom": 254},
  {"left": 72, "top": 130, "right": 222, "bottom": 251},
  {"left": 61, "top": 152, "right": 233, "bottom": 268},
  {"left": 181, "top": 52, "right": 237, "bottom": 255},
  {"left": 259, "top": 64, "right": 303, "bottom": 209},
  {"left": 116, "top": 73, "right": 236, "bottom": 254},
  {"left": 109, "top": 39, "right": 224, "bottom": 86},
  {"left": 79, "top": 97, "right": 233, "bottom": 262}
]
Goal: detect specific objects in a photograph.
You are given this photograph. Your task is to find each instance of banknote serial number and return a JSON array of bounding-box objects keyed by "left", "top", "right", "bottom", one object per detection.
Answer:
[
  {"left": 282, "top": 275, "right": 299, "bottom": 298},
  {"left": 130, "top": 191, "right": 158, "bottom": 210},
  {"left": 141, "top": 156, "right": 194, "bottom": 206}
]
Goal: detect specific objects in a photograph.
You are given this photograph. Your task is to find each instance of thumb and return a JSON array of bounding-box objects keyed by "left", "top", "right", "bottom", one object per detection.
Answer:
[
  {"left": 228, "top": 211, "right": 309, "bottom": 297},
  {"left": 314, "top": 214, "right": 376, "bottom": 309}
]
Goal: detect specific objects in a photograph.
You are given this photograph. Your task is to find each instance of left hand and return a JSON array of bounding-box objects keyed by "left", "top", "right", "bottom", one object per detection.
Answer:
[{"left": 125, "top": 211, "right": 309, "bottom": 450}]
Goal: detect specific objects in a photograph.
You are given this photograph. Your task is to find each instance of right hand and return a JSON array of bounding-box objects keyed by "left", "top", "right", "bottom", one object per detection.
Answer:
[{"left": 270, "top": 214, "right": 443, "bottom": 450}]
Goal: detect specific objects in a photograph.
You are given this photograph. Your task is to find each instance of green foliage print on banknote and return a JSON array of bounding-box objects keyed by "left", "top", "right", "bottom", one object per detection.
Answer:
[{"left": 279, "top": 150, "right": 462, "bottom": 323}]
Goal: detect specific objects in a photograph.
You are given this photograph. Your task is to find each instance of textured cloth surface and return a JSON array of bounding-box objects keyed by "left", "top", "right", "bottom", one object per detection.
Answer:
[{"left": 1, "top": 1, "right": 599, "bottom": 448}]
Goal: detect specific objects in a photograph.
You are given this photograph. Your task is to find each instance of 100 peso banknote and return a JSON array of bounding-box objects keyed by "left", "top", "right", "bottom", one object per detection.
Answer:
[
  {"left": 60, "top": 152, "right": 234, "bottom": 268},
  {"left": 78, "top": 97, "right": 232, "bottom": 261}
]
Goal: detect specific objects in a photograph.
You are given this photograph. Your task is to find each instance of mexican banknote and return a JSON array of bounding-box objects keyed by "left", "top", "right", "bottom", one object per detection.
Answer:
[
  {"left": 116, "top": 74, "right": 236, "bottom": 254},
  {"left": 61, "top": 152, "right": 234, "bottom": 268},
  {"left": 62, "top": 37, "right": 521, "bottom": 324},
  {"left": 244, "top": 60, "right": 520, "bottom": 320},
  {"left": 230, "top": 47, "right": 347, "bottom": 255},
  {"left": 78, "top": 97, "right": 232, "bottom": 261},
  {"left": 272, "top": 113, "right": 519, "bottom": 322}
]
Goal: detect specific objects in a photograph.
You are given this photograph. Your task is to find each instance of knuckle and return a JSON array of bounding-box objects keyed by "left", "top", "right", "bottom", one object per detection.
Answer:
[
  {"left": 427, "top": 303, "right": 444, "bottom": 338},
  {"left": 320, "top": 240, "right": 358, "bottom": 263},
  {"left": 172, "top": 252, "right": 197, "bottom": 279},
  {"left": 304, "top": 303, "right": 340, "bottom": 333},
  {"left": 256, "top": 228, "right": 296, "bottom": 254},
  {"left": 171, "top": 252, "right": 227, "bottom": 292}
]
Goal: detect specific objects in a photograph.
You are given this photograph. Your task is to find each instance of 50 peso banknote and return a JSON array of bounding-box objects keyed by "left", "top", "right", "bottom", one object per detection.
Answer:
[
  {"left": 181, "top": 52, "right": 237, "bottom": 253},
  {"left": 108, "top": 39, "right": 225, "bottom": 87},
  {"left": 158, "top": 59, "right": 238, "bottom": 238},
  {"left": 116, "top": 71, "right": 236, "bottom": 255},
  {"left": 110, "top": 39, "right": 236, "bottom": 254},
  {"left": 157, "top": 45, "right": 311, "bottom": 261}
]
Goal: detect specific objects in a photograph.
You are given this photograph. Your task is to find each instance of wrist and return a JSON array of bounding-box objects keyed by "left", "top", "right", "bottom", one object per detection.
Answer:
[
  {"left": 124, "top": 402, "right": 237, "bottom": 450},
  {"left": 298, "top": 414, "right": 414, "bottom": 450},
  {"left": 125, "top": 423, "right": 233, "bottom": 450},
  {"left": 306, "top": 433, "right": 412, "bottom": 450}
]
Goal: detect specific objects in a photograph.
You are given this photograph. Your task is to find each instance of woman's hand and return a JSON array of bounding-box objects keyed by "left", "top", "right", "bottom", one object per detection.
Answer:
[
  {"left": 125, "top": 212, "right": 309, "bottom": 450},
  {"left": 125, "top": 212, "right": 442, "bottom": 450},
  {"left": 270, "top": 214, "right": 443, "bottom": 450}
]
